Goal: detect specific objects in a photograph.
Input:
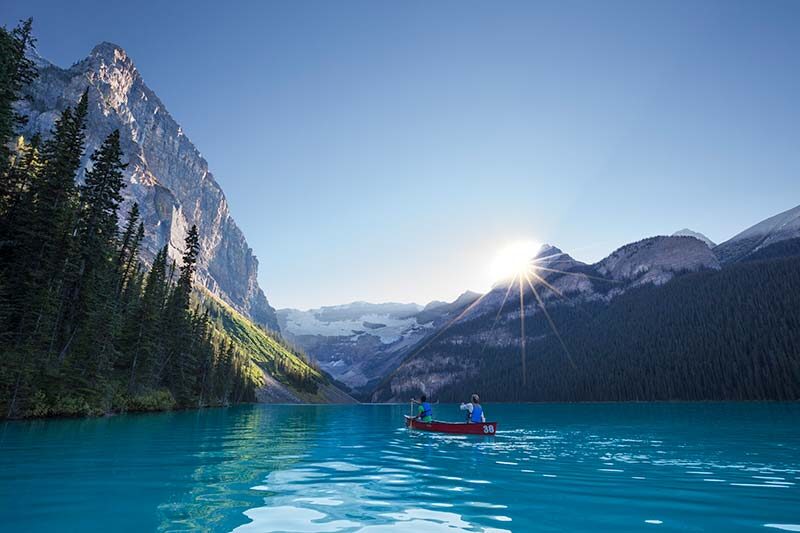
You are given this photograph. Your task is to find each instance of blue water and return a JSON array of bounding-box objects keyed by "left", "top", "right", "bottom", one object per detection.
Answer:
[{"left": 1, "top": 403, "right": 799, "bottom": 532}]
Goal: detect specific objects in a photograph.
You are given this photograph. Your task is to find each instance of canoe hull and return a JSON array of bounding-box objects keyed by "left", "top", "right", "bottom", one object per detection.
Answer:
[{"left": 404, "top": 415, "right": 497, "bottom": 435}]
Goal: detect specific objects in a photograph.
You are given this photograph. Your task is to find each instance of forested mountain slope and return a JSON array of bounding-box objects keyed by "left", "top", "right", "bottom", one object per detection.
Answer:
[
  {"left": 203, "top": 293, "right": 356, "bottom": 404},
  {"left": 372, "top": 249, "right": 800, "bottom": 402},
  {"left": 0, "top": 21, "right": 349, "bottom": 418}
]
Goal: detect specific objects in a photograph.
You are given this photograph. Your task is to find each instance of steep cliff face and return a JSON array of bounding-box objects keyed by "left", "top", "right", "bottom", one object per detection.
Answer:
[{"left": 19, "top": 43, "right": 278, "bottom": 330}]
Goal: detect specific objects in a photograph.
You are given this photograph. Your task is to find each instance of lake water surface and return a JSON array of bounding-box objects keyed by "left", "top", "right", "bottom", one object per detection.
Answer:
[{"left": 1, "top": 403, "right": 799, "bottom": 532}]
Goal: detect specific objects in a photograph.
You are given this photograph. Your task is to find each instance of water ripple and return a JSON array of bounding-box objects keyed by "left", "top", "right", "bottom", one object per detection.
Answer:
[{"left": 1, "top": 403, "right": 799, "bottom": 532}]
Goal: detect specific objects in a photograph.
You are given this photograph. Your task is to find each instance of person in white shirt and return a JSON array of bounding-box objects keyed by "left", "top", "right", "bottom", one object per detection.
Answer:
[{"left": 460, "top": 393, "right": 485, "bottom": 423}]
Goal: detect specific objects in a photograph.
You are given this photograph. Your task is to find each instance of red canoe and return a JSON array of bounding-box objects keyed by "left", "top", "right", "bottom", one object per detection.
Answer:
[{"left": 404, "top": 415, "right": 497, "bottom": 435}]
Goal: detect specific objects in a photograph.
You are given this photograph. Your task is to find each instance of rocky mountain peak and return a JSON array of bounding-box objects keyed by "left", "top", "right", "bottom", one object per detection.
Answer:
[
  {"left": 672, "top": 229, "right": 715, "bottom": 248},
  {"left": 422, "top": 300, "right": 448, "bottom": 311},
  {"left": 19, "top": 44, "right": 280, "bottom": 330},
  {"left": 453, "top": 290, "right": 481, "bottom": 306},
  {"left": 533, "top": 243, "right": 582, "bottom": 271},
  {"left": 596, "top": 235, "right": 720, "bottom": 286},
  {"left": 89, "top": 41, "right": 129, "bottom": 61},
  {"left": 535, "top": 243, "right": 562, "bottom": 258}
]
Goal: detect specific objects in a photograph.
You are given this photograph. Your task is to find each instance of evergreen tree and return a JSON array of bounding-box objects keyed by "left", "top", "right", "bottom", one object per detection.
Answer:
[
  {"left": 0, "top": 18, "right": 37, "bottom": 178},
  {"left": 9, "top": 91, "right": 89, "bottom": 349},
  {"left": 176, "top": 225, "right": 200, "bottom": 308},
  {"left": 116, "top": 203, "right": 144, "bottom": 292},
  {"left": 163, "top": 226, "right": 200, "bottom": 404},
  {"left": 77, "top": 129, "right": 127, "bottom": 270},
  {"left": 61, "top": 130, "right": 128, "bottom": 396},
  {"left": 127, "top": 245, "right": 169, "bottom": 392},
  {"left": 0, "top": 20, "right": 290, "bottom": 418}
]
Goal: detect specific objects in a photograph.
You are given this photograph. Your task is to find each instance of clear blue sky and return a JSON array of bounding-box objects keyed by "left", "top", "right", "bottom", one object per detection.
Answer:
[{"left": 4, "top": 1, "right": 800, "bottom": 309}]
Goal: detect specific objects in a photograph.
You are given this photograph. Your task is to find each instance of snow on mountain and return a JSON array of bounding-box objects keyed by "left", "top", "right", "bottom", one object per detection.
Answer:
[
  {"left": 277, "top": 294, "right": 479, "bottom": 394},
  {"left": 672, "top": 229, "right": 716, "bottom": 248},
  {"left": 19, "top": 43, "right": 279, "bottom": 329},
  {"left": 279, "top": 303, "right": 425, "bottom": 344},
  {"left": 714, "top": 204, "right": 800, "bottom": 264}
]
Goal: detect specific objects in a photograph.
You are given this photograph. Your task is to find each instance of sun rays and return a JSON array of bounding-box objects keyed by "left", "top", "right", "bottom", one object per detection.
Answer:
[
  {"left": 405, "top": 242, "right": 591, "bottom": 388},
  {"left": 504, "top": 250, "right": 581, "bottom": 384},
  {"left": 409, "top": 241, "right": 596, "bottom": 385}
]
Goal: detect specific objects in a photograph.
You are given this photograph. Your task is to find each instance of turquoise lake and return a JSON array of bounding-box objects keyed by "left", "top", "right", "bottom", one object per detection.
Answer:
[{"left": 1, "top": 403, "right": 799, "bottom": 532}]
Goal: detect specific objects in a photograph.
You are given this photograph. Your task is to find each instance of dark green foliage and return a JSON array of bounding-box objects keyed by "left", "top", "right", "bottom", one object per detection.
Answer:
[
  {"left": 0, "top": 21, "right": 262, "bottom": 418},
  {"left": 0, "top": 18, "right": 37, "bottom": 179},
  {"left": 742, "top": 237, "right": 800, "bottom": 263},
  {"left": 399, "top": 256, "right": 800, "bottom": 402}
]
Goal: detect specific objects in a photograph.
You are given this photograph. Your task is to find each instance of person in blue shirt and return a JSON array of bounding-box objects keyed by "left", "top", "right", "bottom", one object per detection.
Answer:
[
  {"left": 460, "top": 394, "right": 485, "bottom": 423},
  {"left": 412, "top": 394, "right": 433, "bottom": 422}
]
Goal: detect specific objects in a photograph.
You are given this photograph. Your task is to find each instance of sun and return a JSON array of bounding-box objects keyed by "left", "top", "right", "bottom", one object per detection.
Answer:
[{"left": 489, "top": 240, "right": 542, "bottom": 283}]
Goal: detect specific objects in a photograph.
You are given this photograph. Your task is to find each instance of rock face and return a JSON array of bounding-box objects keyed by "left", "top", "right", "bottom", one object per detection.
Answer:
[
  {"left": 714, "top": 204, "right": 800, "bottom": 264},
  {"left": 596, "top": 236, "right": 720, "bottom": 288},
  {"left": 278, "top": 292, "right": 480, "bottom": 396},
  {"left": 672, "top": 228, "right": 716, "bottom": 248},
  {"left": 19, "top": 43, "right": 279, "bottom": 330}
]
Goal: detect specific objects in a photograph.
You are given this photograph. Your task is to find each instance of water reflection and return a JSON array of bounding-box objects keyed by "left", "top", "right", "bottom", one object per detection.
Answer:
[
  {"left": 233, "top": 403, "right": 800, "bottom": 533},
  {"left": 157, "top": 405, "right": 334, "bottom": 531},
  {"left": 1, "top": 403, "right": 799, "bottom": 532}
]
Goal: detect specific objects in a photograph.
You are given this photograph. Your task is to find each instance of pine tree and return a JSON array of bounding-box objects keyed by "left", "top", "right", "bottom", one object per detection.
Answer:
[
  {"left": 8, "top": 91, "right": 89, "bottom": 348},
  {"left": 76, "top": 129, "right": 127, "bottom": 270},
  {"left": 116, "top": 203, "right": 143, "bottom": 293},
  {"left": 163, "top": 226, "right": 201, "bottom": 404},
  {"left": 61, "top": 130, "right": 128, "bottom": 398},
  {"left": 0, "top": 20, "right": 272, "bottom": 418},
  {"left": 0, "top": 18, "right": 37, "bottom": 178},
  {"left": 176, "top": 225, "right": 200, "bottom": 309},
  {"left": 127, "top": 245, "right": 169, "bottom": 392}
]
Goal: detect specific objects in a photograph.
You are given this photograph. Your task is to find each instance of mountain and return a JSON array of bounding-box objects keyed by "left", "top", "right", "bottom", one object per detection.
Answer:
[
  {"left": 596, "top": 236, "right": 720, "bottom": 288},
  {"left": 672, "top": 228, "right": 715, "bottom": 248},
  {"left": 374, "top": 254, "right": 800, "bottom": 403},
  {"left": 714, "top": 204, "right": 800, "bottom": 264},
  {"left": 201, "top": 292, "right": 356, "bottom": 404},
  {"left": 453, "top": 237, "right": 719, "bottom": 327},
  {"left": 18, "top": 43, "right": 279, "bottom": 330},
  {"left": 369, "top": 234, "right": 766, "bottom": 403},
  {"left": 278, "top": 292, "right": 480, "bottom": 396}
]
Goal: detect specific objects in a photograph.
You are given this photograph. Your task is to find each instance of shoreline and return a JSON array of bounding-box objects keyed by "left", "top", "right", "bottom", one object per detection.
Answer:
[{"left": 5, "top": 398, "right": 799, "bottom": 423}]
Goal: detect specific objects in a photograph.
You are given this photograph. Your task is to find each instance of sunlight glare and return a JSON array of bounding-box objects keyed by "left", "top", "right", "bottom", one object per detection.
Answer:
[{"left": 489, "top": 240, "right": 542, "bottom": 283}]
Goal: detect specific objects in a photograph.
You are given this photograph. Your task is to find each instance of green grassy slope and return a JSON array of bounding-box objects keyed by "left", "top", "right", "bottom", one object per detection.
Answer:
[{"left": 198, "top": 290, "right": 354, "bottom": 403}]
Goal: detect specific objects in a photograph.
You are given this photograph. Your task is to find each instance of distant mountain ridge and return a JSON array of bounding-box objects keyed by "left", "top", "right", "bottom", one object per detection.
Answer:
[
  {"left": 278, "top": 292, "right": 480, "bottom": 396},
  {"left": 370, "top": 204, "right": 800, "bottom": 402},
  {"left": 18, "top": 42, "right": 279, "bottom": 330},
  {"left": 714, "top": 204, "right": 800, "bottom": 264}
]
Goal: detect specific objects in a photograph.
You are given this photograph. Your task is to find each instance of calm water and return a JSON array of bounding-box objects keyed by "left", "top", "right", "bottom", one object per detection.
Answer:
[{"left": 1, "top": 403, "right": 799, "bottom": 532}]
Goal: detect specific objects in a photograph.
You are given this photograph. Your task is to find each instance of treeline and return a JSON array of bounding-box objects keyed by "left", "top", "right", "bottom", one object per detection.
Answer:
[
  {"left": 0, "top": 20, "right": 260, "bottom": 417},
  {"left": 383, "top": 255, "right": 800, "bottom": 402}
]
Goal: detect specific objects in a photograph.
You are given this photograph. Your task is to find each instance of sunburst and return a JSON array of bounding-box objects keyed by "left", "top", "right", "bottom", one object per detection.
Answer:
[
  {"left": 404, "top": 241, "right": 602, "bottom": 389},
  {"left": 493, "top": 243, "right": 586, "bottom": 384}
]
